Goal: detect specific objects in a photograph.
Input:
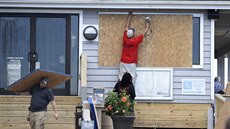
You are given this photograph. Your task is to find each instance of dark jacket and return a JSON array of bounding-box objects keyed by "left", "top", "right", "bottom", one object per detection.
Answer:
[{"left": 113, "top": 81, "right": 136, "bottom": 102}]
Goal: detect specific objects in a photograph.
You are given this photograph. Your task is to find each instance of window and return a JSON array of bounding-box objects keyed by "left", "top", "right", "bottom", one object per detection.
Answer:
[
  {"left": 193, "top": 14, "right": 204, "bottom": 67},
  {"left": 135, "top": 68, "right": 173, "bottom": 100}
]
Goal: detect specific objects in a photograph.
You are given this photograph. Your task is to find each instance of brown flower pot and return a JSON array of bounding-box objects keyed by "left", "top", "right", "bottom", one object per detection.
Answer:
[{"left": 111, "top": 115, "right": 135, "bottom": 129}]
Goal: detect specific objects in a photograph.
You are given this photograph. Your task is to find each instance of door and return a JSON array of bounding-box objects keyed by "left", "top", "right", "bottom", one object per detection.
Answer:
[
  {"left": 0, "top": 14, "right": 76, "bottom": 95},
  {"left": 0, "top": 17, "right": 30, "bottom": 94},
  {"left": 35, "top": 17, "right": 69, "bottom": 95}
]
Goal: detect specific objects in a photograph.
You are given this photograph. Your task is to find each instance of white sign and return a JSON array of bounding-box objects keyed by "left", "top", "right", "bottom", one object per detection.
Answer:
[
  {"left": 135, "top": 68, "right": 173, "bottom": 100},
  {"left": 182, "top": 79, "right": 205, "bottom": 94},
  {"left": 7, "top": 60, "right": 21, "bottom": 85}
]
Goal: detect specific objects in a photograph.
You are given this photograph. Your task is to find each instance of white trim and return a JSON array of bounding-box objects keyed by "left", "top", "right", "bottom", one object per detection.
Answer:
[
  {"left": 78, "top": 11, "right": 84, "bottom": 95},
  {"left": 211, "top": 19, "right": 215, "bottom": 100},
  {"left": 79, "top": 10, "right": 83, "bottom": 60},
  {"left": 1, "top": 1, "right": 230, "bottom": 9},
  {"left": 192, "top": 14, "right": 204, "bottom": 68},
  {"left": 224, "top": 57, "right": 228, "bottom": 89}
]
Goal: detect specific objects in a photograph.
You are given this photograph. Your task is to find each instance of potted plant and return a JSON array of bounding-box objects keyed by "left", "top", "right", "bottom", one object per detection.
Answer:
[{"left": 104, "top": 89, "right": 135, "bottom": 129}]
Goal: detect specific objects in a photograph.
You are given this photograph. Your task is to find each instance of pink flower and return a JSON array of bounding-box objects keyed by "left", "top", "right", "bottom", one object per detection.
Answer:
[
  {"left": 122, "top": 97, "right": 127, "bottom": 103},
  {"left": 107, "top": 105, "right": 112, "bottom": 110}
]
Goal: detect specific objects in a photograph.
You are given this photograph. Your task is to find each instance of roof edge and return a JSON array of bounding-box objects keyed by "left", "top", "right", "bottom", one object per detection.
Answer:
[{"left": 0, "top": 1, "right": 230, "bottom": 10}]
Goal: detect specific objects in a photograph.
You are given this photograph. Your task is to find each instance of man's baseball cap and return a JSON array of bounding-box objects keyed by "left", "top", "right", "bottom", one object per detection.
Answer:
[
  {"left": 40, "top": 77, "right": 49, "bottom": 85},
  {"left": 127, "top": 28, "right": 135, "bottom": 38}
]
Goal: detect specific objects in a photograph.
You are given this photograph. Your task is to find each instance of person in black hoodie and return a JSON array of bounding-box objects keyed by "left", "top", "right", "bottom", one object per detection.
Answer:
[{"left": 114, "top": 72, "right": 136, "bottom": 102}]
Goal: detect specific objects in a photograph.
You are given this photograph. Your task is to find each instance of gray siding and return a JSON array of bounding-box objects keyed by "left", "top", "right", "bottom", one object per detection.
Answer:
[{"left": 83, "top": 10, "right": 212, "bottom": 104}]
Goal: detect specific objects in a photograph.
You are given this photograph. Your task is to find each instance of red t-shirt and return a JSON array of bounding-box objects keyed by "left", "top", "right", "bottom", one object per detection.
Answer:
[{"left": 120, "top": 31, "right": 144, "bottom": 63}]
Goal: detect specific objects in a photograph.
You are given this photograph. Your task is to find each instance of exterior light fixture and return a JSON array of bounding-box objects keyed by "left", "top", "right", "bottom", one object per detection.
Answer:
[{"left": 83, "top": 26, "right": 98, "bottom": 40}]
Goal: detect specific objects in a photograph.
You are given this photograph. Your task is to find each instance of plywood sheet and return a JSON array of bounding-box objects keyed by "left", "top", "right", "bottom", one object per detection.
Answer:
[
  {"left": 215, "top": 99, "right": 230, "bottom": 129},
  {"left": 6, "top": 69, "right": 72, "bottom": 92},
  {"left": 99, "top": 14, "right": 192, "bottom": 67}
]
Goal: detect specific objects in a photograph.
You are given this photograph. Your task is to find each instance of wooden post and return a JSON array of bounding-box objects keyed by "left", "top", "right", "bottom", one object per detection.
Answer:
[
  {"left": 80, "top": 53, "right": 87, "bottom": 87},
  {"left": 80, "top": 53, "right": 87, "bottom": 101}
]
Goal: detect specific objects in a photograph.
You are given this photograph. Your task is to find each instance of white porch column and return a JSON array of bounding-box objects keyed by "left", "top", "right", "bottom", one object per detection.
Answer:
[{"left": 217, "top": 57, "right": 226, "bottom": 90}]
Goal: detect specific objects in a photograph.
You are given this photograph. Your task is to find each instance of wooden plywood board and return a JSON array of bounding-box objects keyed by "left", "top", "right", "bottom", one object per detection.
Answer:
[
  {"left": 99, "top": 14, "right": 192, "bottom": 67},
  {"left": 6, "top": 69, "right": 72, "bottom": 92}
]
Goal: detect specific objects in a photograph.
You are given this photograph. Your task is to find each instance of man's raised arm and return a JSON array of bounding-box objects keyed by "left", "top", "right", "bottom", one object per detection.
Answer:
[
  {"left": 125, "top": 12, "right": 133, "bottom": 31},
  {"left": 143, "top": 17, "right": 151, "bottom": 37}
]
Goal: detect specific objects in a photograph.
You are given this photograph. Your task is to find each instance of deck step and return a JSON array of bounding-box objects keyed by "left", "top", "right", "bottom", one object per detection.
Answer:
[{"left": 0, "top": 95, "right": 81, "bottom": 129}]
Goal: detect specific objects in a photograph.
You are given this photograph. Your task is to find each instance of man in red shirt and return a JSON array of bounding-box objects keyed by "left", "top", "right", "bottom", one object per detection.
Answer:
[{"left": 118, "top": 12, "right": 151, "bottom": 84}]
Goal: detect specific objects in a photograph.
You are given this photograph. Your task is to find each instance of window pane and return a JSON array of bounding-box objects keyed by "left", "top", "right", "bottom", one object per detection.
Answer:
[
  {"left": 70, "top": 15, "right": 79, "bottom": 95},
  {"left": 36, "top": 18, "right": 66, "bottom": 88},
  {"left": 0, "top": 17, "right": 30, "bottom": 88},
  {"left": 193, "top": 17, "right": 200, "bottom": 65}
]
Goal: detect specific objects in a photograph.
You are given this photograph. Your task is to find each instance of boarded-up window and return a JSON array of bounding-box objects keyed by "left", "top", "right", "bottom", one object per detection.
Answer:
[{"left": 99, "top": 14, "right": 193, "bottom": 67}]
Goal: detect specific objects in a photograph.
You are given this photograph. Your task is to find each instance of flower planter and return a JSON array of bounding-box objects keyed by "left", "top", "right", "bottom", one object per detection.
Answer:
[{"left": 111, "top": 115, "right": 135, "bottom": 129}]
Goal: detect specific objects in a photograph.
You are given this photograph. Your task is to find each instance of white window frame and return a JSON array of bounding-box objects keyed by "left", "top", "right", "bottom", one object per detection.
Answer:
[
  {"left": 192, "top": 14, "right": 204, "bottom": 68},
  {"left": 135, "top": 67, "right": 173, "bottom": 100}
]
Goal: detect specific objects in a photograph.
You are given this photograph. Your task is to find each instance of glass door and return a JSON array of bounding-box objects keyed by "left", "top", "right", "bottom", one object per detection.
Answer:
[
  {"left": 0, "top": 14, "right": 74, "bottom": 95},
  {"left": 35, "top": 17, "right": 69, "bottom": 95},
  {"left": 0, "top": 17, "right": 30, "bottom": 94}
]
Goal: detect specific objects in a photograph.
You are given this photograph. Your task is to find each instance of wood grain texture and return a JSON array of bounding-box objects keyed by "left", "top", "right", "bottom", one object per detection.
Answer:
[
  {"left": 6, "top": 69, "right": 72, "bottom": 92},
  {"left": 215, "top": 97, "right": 230, "bottom": 129},
  {"left": 99, "top": 14, "right": 192, "bottom": 67},
  {"left": 133, "top": 103, "right": 211, "bottom": 128},
  {"left": 0, "top": 96, "right": 81, "bottom": 129}
]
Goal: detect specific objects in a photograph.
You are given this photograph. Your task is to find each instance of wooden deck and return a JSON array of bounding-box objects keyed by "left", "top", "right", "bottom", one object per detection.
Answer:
[
  {"left": 100, "top": 102, "right": 211, "bottom": 129},
  {"left": 0, "top": 95, "right": 81, "bottom": 129},
  {"left": 1, "top": 95, "right": 212, "bottom": 129},
  {"left": 134, "top": 103, "right": 211, "bottom": 128}
]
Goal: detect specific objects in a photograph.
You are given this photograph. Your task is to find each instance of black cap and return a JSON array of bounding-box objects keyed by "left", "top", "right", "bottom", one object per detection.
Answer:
[{"left": 40, "top": 77, "right": 49, "bottom": 84}]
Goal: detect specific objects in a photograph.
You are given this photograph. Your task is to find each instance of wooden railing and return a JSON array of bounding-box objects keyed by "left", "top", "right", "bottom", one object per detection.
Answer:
[{"left": 214, "top": 94, "right": 230, "bottom": 129}]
